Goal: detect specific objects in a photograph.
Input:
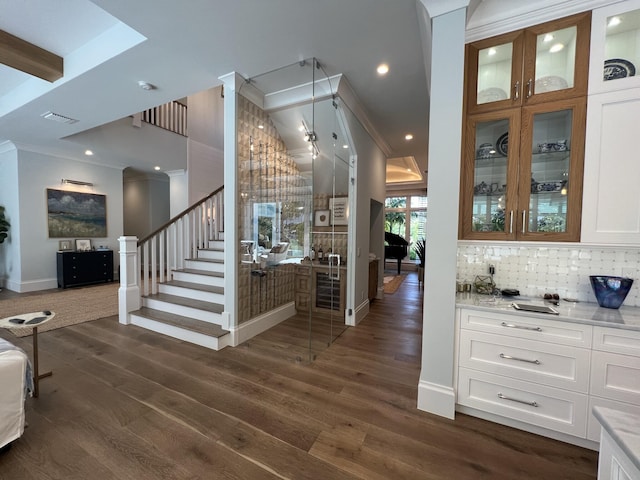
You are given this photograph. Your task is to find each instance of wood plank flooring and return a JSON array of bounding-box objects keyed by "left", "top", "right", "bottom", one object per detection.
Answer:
[{"left": 0, "top": 273, "right": 598, "bottom": 479}]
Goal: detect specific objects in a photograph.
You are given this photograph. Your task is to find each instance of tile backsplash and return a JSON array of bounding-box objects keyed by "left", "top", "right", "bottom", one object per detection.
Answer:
[{"left": 457, "top": 243, "right": 640, "bottom": 307}]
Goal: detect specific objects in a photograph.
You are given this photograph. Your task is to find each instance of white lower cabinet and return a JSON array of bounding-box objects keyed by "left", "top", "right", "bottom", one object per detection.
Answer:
[{"left": 598, "top": 429, "right": 640, "bottom": 480}]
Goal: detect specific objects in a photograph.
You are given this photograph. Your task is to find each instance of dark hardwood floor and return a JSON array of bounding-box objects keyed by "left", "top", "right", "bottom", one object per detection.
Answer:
[{"left": 0, "top": 272, "right": 598, "bottom": 479}]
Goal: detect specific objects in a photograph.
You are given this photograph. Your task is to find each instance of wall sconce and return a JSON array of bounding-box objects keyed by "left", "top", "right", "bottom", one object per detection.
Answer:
[{"left": 61, "top": 179, "right": 94, "bottom": 187}]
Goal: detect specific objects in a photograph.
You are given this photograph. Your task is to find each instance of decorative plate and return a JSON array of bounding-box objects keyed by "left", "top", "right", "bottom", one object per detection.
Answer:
[
  {"left": 604, "top": 58, "right": 636, "bottom": 81},
  {"left": 496, "top": 132, "right": 508, "bottom": 156},
  {"left": 477, "top": 87, "right": 508, "bottom": 104},
  {"left": 535, "top": 75, "right": 568, "bottom": 93}
]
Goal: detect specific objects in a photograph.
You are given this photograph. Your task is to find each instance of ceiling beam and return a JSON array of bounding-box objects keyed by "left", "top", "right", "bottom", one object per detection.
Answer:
[{"left": 0, "top": 29, "right": 63, "bottom": 82}]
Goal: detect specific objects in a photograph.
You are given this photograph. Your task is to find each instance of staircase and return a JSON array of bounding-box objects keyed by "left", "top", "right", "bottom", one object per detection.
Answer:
[{"left": 122, "top": 187, "right": 231, "bottom": 350}]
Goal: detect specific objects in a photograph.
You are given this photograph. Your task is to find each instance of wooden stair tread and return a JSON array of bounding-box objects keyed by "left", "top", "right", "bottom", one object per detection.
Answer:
[
  {"left": 132, "top": 307, "right": 228, "bottom": 337},
  {"left": 186, "top": 257, "right": 223, "bottom": 264},
  {"left": 144, "top": 292, "right": 224, "bottom": 313},
  {"left": 198, "top": 247, "right": 224, "bottom": 252},
  {"left": 162, "top": 280, "right": 223, "bottom": 294},
  {"left": 174, "top": 268, "right": 224, "bottom": 278}
]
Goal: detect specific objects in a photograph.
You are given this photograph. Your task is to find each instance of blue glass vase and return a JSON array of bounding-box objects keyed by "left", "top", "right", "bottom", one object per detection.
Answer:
[{"left": 590, "top": 276, "right": 634, "bottom": 309}]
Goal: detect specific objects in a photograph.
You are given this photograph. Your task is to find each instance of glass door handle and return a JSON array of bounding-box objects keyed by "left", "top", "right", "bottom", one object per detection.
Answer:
[
  {"left": 522, "top": 210, "right": 527, "bottom": 234},
  {"left": 513, "top": 81, "right": 520, "bottom": 101},
  {"left": 509, "top": 210, "right": 514, "bottom": 234},
  {"left": 526, "top": 78, "right": 533, "bottom": 98}
]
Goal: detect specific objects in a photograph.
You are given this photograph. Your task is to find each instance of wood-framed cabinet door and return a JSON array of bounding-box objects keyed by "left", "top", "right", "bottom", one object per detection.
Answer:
[
  {"left": 522, "top": 11, "right": 591, "bottom": 105},
  {"left": 465, "top": 31, "right": 524, "bottom": 115},
  {"left": 459, "top": 108, "right": 521, "bottom": 240},
  {"left": 517, "top": 98, "right": 586, "bottom": 241}
]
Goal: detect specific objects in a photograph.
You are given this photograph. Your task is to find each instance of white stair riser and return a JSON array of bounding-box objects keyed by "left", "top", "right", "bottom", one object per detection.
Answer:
[
  {"left": 129, "top": 314, "right": 230, "bottom": 350},
  {"left": 185, "top": 259, "right": 223, "bottom": 273},
  {"left": 143, "top": 297, "right": 223, "bottom": 324},
  {"left": 158, "top": 284, "right": 224, "bottom": 304},
  {"left": 172, "top": 271, "right": 224, "bottom": 287},
  {"left": 208, "top": 240, "right": 224, "bottom": 250},
  {"left": 197, "top": 249, "right": 224, "bottom": 261}
]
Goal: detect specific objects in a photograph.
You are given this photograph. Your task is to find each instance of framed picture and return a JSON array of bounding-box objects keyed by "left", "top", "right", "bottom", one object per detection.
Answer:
[
  {"left": 329, "top": 197, "right": 349, "bottom": 225},
  {"left": 47, "top": 188, "right": 107, "bottom": 238},
  {"left": 58, "top": 240, "right": 72, "bottom": 251},
  {"left": 75, "top": 239, "right": 92, "bottom": 251},
  {"left": 314, "top": 210, "right": 330, "bottom": 227}
]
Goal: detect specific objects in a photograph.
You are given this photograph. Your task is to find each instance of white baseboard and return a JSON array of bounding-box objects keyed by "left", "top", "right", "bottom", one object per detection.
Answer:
[
  {"left": 6, "top": 278, "right": 58, "bottom": 293},
  {"left": 417, "top": 380, "right": 456, "bottom": 419},
  {"left": 351, "top": 299, "right": 369, "bottom": 326},
  {"left": 232, "top": 302, "right": 296, "bottom": 345}
]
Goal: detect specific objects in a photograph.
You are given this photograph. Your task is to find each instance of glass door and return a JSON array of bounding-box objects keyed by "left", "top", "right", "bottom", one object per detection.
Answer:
[{"left": 460, "top": 108, "right": 520, "bottom": 240}]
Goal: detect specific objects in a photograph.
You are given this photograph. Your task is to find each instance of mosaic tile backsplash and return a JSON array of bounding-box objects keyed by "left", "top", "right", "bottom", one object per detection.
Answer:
[{"left": 457, "top": 243, "right": 640, "bottom": 307}]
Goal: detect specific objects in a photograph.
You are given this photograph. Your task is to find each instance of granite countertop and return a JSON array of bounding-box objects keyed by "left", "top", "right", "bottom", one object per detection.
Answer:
[
  {"left": 455, "top": 293, "right": 640, "bottom": 332},
  {"left": 593, "top": 406, "right": 640, "bottom": 472}
]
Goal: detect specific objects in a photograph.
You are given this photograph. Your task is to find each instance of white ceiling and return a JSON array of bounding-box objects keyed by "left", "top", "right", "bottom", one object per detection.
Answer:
[{"left": 0, "top": 0, "right": 613, "bottom": 187}]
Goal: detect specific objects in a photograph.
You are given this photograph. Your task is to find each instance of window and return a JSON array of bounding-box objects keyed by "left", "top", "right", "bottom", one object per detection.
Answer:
[{"left": 385, "top": 194, "right": 428, "bottom": 261}]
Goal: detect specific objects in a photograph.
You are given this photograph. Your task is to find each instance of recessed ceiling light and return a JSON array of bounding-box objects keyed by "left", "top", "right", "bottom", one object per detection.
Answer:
[
  {"left": 154, "top": 166, "right": 161, "bottom": 171},
  {"left": 377, "top": 63, "right": 389, "bottom": 75},
  {"left": 342, "top": 144, "right": 349, "bottom": 149},
  {"left": 487, "top": 48, "right": 497, "bottom": 56},
  {"left": 543, "top": 34, "right": 554, "bottom": 43},
  {"left": 549, "top": 43, "right": 564, "bottom": 53},
  {"left": 405, "top": 134, "right": 413, "bottom": 141},
  {"left": 608, "top": 16, "right": 621, "bottom": 27},
  {"left": 258, "top": 124, "right": 264, "bottom": 129},
  {"left": 84, "top": 149, "right": 93, "bottom": 156}
]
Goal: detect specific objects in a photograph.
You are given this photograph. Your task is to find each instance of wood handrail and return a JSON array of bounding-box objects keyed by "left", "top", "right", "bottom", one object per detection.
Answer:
[{"left": 137, "top": 185, "right": 224, "bottom": 246}]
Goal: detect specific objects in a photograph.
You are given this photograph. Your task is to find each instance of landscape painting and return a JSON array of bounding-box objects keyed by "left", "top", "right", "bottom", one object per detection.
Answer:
[{"left": 47, "top": 188, "right": 107, "bottom": 238}]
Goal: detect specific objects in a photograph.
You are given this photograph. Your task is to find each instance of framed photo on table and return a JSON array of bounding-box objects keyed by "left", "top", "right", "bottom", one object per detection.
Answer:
[
  {"left": 58, "top": 240, "right": 72, "bottom": 251},
  {"left": 75, "top": 239, "right": 92, "bottom": 251}
]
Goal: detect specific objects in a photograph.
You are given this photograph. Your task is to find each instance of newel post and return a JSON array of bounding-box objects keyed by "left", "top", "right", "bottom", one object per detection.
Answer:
[{"left": 118, "top": 236, "right": 140, "bottom": 325}]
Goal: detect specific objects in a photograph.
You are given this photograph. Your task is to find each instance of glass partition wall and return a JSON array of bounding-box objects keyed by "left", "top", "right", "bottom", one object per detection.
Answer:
[{"left": 237, "top": 59, "right": 353, "bottom": 363}]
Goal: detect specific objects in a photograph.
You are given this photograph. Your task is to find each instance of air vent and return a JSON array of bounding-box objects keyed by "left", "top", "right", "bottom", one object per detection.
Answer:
[{"left": 41, "top": 111, "right": 78, "bottom": 124}]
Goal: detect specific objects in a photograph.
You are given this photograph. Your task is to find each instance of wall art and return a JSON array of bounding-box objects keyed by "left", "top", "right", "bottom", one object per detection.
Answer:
[{"left": 47, "top": 188, "right": 107, "bottom": 238}]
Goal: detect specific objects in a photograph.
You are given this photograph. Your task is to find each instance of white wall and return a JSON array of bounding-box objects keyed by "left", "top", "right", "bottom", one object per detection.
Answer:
[
  {"left": 123, "top": 169, "right": 170, "bottom": 239},
  {"left": 5, "top": 149, "right": 124, "bottom": 292}
]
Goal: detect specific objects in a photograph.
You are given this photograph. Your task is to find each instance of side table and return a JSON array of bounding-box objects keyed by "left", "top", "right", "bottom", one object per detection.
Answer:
[{"left": 0, "top": 311, "right": 55, "bottom": 397}]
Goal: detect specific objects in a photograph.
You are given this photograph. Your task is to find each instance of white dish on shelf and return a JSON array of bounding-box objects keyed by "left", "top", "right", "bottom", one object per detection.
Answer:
[
  {"left": 477, "top": 87, "right": 508, "bottom": 103},
  {"left": 604, "top": 58, "right": 636, "bottom": 81},
  {"left": 534, "top": 75, "right": 568, "bottom": 93}
]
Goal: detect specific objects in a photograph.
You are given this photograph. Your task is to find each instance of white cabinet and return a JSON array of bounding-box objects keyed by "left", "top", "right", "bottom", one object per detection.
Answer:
[
  {"left": 589, "top": 0, "right": 640, "bottom": 95},
  {"left": 581, "top": 87, "right": 640, "bottom": 244},
  {"left": 598, "top": 429, "right": 640, "bottom": 480},
  {"left": 456, "top": 309, "right": 592, "bottom": 439}
]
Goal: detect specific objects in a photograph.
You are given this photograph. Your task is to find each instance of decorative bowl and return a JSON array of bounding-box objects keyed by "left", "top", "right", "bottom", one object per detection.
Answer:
[{"left": 589, "top": 275, "right": 634, "bottom": 309}]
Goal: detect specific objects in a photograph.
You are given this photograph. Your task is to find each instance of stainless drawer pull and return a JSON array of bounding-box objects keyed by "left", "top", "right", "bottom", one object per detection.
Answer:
[
  {"left": 500, "top": 353, "right": 540, "bottom": 365},
  {"left": 501, "top": 322, "right": 542, "bottom": 332},
  {"left": 498, "top": 392, "right": 538, "bottom": 407}
]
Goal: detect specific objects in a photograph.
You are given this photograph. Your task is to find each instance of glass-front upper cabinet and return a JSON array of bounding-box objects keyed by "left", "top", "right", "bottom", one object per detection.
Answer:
[
  {"left": 459, "top": 109, "right": 521, "bottom": 240},
  {"left": 589, "top": 0, "right": 640, "bottom": 94},
  {"left": 466, "top": 12, "right": 591, "bottom": 114},
  {"left": 517, "top": 98, "right": 586, "bottom": 241}
]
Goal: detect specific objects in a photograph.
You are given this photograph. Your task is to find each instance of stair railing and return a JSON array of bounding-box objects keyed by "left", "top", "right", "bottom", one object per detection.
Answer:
[{"left": 137, "top": 186, "right": 224, "bottom": 297}]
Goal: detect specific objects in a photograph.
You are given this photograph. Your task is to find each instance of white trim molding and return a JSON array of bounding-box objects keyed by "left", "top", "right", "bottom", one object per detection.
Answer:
[{"left": 417, "top": 380, "right": 456, "bottom": 419}]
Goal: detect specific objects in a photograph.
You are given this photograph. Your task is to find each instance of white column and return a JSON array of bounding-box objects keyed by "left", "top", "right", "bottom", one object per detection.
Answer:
[
  {"left": 118, "top": 235, "right": 140, "bottom": 325},
  {"left": 416, "top": 3, "right": 468, "bottom": 419},
  {"left": 218, "top": 73, "right": 243, "bottom": 339}
]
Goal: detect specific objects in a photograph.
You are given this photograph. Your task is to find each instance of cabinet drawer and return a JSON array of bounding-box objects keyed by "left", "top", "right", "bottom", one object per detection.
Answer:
[
  {"left": 460, "top": 308, "right": 592, "bottom": 347},
  {"left": 587, "top": 396, "right": 640, "bottom": 443},
  {"left": 459, "top": 330, "right": 590, "bottom": 392},
  {"left": 590, "top": 351, "right": 640, "bottom": 405},
  {"left": 593, "top": 327, "right": 640, "bottom": 356},
  {"left": 457, "top": 368, "right": 588, "bottom": 437}
]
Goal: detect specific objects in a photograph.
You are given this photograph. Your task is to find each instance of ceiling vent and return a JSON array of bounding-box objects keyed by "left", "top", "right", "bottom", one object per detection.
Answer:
[{"left": 41, "top": 111, "right": 78, "bottom": 124}]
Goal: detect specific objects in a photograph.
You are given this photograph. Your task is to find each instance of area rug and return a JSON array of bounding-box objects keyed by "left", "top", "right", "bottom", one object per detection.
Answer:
[
  {"left": 383, "top": 274, "right": 406, "bottom": 294},
  {"left": 0, "top": 282, "right": 119, "bottom": 337}
]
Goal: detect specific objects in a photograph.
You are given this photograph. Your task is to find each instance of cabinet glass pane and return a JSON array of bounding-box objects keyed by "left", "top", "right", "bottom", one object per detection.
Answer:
[
  {"left": 528, "top": 109, "right": 572, "bottom": 233},
  {"left": 477, "top": 42, "right": 512, "bottom": 104},
  {"left": 472, "top": 119, "right": 509, "bottom": 232},
  {"left": 534, "top": 26, "right": 577, "bottom": 93},
  {"left": 604, "top": 9, "right": 640, "bottom": 81}
]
